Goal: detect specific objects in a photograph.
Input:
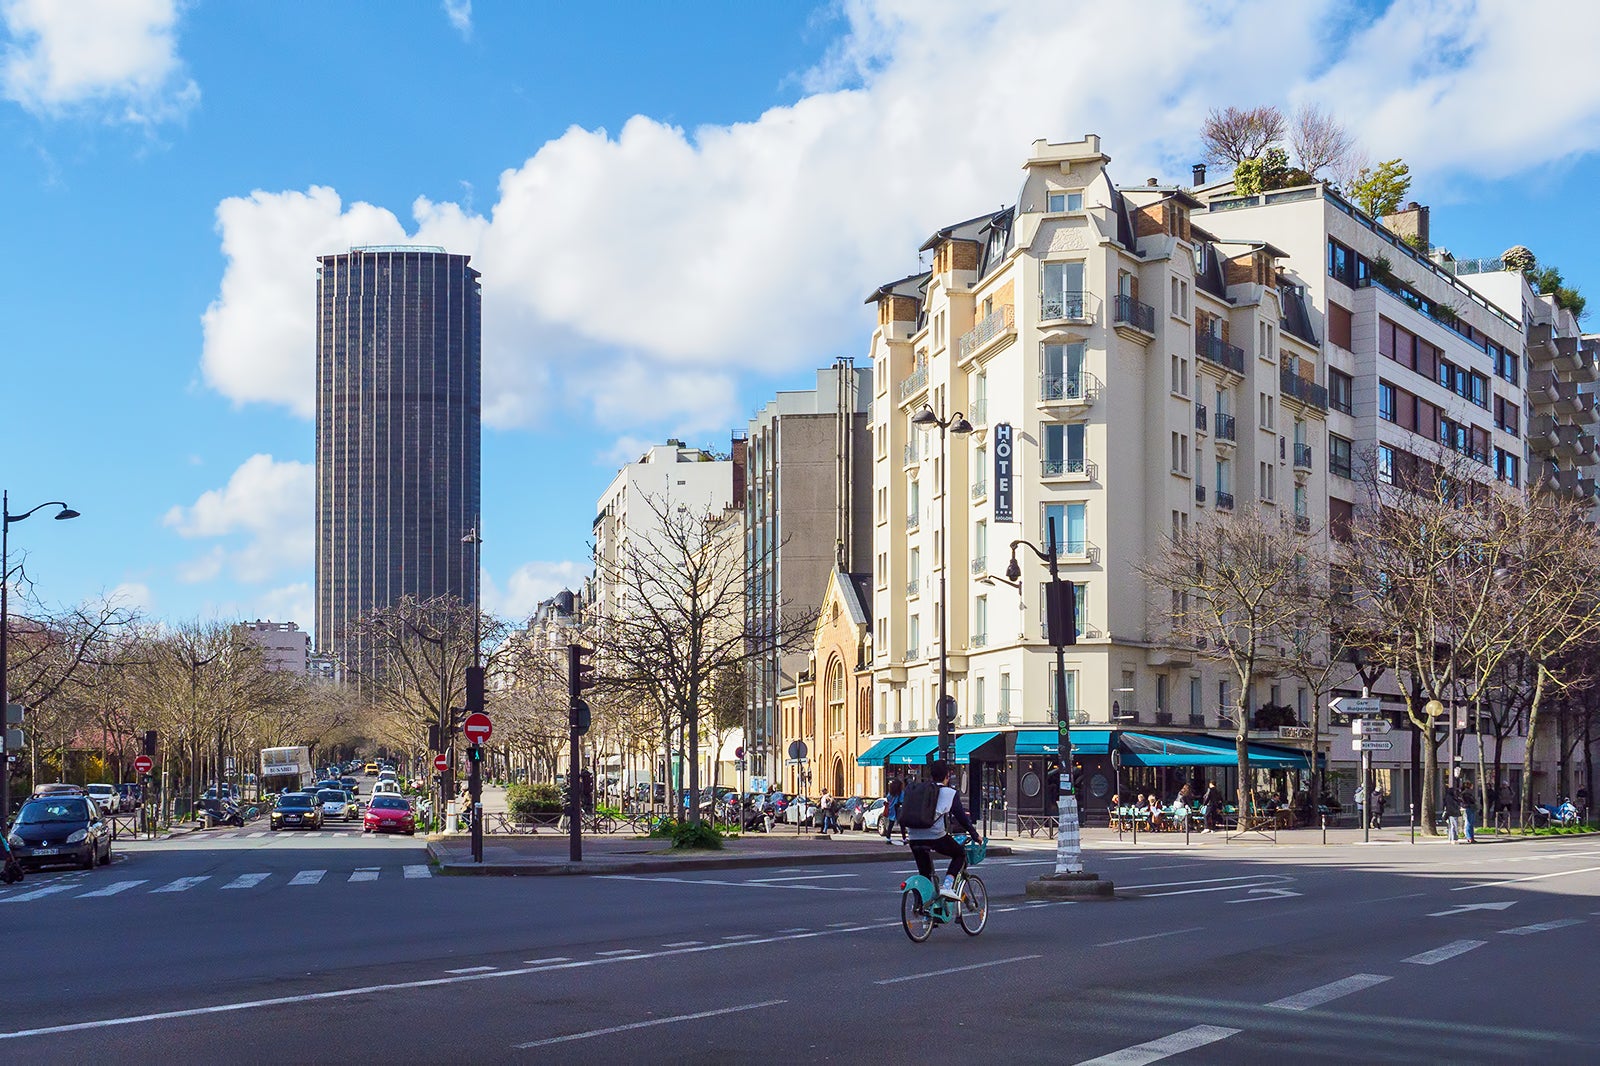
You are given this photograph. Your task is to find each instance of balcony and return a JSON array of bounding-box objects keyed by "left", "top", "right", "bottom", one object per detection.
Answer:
[
  {"left": 898, "top": 365, "right": 929, "bottom": 402},
  {"left": 970, "top": 477, "right": 987, "bottom": 500},
  {"left": 969, "top": 632, "right": 988, "bottom": 650},
  {"left": 1214, "top": 412, "right": 1237, "bottom": 442},
  {"left": 1195, "top": 484, "right": 1207, "bottom": 505},
  {"left": 903, "top": 440, "right": 919, "bottom": 466},
  {"left": 1040, "top": 290, "right": 1097, "bottom": 324},
  {"left": 905, "top": 511, "right": 920, "bottom": 531},
  {"left": 1112, "top": 293, "right": 1156, "bottom": 340},
  {"left": 970, "top": 558, "right": 987, "bottom": 575},
  {"left": 904, "top": 648, "right": 920, "bottom": 662},
  {"left": 1293, "top": 443, "right": 1313, "bottom": 470},
  {"left": 957, "top": 304, "right": 1015, "bottom": 363},
  {"left": 1195, "top": 403, "right": 1208, "bottom": 432},
  {"left": 1295, "top": 514, "right": 1311, "bottom": 533},
  {"left": 1039, "top": 370, "right": 1102, "bottom": 404},
  {"left": 906, "top": 578, "right": 920, "bottom": 597},
  {"left": 1280, "top": 366, "right": 1329, "bottom": 411},
  {"left": 1216, "top": 490, "right": 1235, "bottom": 510},
  {"left": 1041, "top": 458, "right": 1098, "bottom": 480},
  {"left": 969, "top": 398, "right": 987, "bottom": 425},
  {"left": 1196, "top": 333, "right": 1245, "bottom": 374}
]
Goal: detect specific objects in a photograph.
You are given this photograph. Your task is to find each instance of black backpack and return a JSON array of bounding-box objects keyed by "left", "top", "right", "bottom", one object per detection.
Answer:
[{"left": 899, "top": 781, "right": 942, "bottom": 830}]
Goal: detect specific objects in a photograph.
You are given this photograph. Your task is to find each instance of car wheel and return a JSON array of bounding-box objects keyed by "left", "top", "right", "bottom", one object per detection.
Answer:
[{"left": 82, "top": 847, "right": 97, "bottom": 871}]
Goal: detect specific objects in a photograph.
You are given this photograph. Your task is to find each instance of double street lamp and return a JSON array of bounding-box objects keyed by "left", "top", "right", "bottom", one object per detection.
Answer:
[
  {"left": 909, "top": 403, "right": 971, "bottom": 765},
  {"left": 461, "top": 519, "right": 484, "bottom": 863},
  {"left": 2, "top": 491, "right": 81, "bottom": 824}
]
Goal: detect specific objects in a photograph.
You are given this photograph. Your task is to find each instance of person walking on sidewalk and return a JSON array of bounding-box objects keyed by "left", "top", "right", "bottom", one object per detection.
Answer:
[
  {"left": 882, "top": 778, "right": 907, "bottom": 845},
  {"left": 1201, "top": 781, "right": 1220, "bottom": 833},
  {"left": 1371, "top": 787, "right": 1386, "bottom": 830},
  {"left": 1444, "top": 782, "right": 1463, "bottom": 842},
  {"left": 1461, "top": 782, "right": 1477, "bottom": 843}
]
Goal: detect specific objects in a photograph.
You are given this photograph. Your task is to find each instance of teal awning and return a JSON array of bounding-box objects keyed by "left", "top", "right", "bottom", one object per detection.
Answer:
[
  {"left": 1117, "top": 731, "right": 1317, "bottom": 768},
  {"left": 952, "top": 731, "right": 1003, "bottom": 765},
  {"left": 1014, "top": 728, "right": 1112, "bottom": 756},
  {"left": 885, "top": 735, "right": 941, "bottom": 765},
  {"left": 856, "top": 736, "right": 915, "bottom": 766}
]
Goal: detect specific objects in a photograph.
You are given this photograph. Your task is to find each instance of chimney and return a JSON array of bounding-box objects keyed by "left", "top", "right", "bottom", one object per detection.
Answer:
[
  {"left": 1147, "top": 177, "right": 1159, "bottom": 187},
  {"left": 1192, "top": 163, "right": 1207, "bottom": 186}
]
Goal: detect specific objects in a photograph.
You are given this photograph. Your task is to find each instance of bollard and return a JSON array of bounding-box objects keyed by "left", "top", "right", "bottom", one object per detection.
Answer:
[
  {"left": 1185, "top": 817, "right": 1190, "bottom": 846},
  {"left": 1132, "top": 811, "right": 1138, "bottom": 845},
  {"left": 1410, "top": 802, "right": 1415, "bottom": 845},
  {"left": 1321, "top": 814, "right": 1326, "bottom": 846}
]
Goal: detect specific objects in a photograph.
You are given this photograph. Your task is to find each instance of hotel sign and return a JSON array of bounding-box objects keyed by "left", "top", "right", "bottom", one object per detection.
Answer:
[{"left": 994, "top": 422, "right": 1015, "bottom": 522}]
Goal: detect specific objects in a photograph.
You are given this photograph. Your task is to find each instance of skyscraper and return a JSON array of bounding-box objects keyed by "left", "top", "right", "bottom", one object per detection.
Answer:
[{"left": 314, "top": 246, "right": 481, "bottom": 670}]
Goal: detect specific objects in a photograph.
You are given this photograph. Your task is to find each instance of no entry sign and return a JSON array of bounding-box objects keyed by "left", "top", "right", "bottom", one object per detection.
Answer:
[
  {"left": 434, "top": 753, "right": 449, "bottom": 773},
  {"left": 463, "top": 712, "right": 493, "bottom": 743},
  {"left": 134, "top": 755, "right": 153, "bottom": 775}
]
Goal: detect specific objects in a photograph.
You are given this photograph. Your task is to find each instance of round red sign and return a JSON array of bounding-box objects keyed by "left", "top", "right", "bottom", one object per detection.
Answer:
[
  {"left": 433, "top": 753, "right": 449, "bottom": 773},
  {"left": 134, "top": 755, "right": 154, "bottom": 775},
  {"left": 463, "top": 712, "right": 493, "bottom": 743}
]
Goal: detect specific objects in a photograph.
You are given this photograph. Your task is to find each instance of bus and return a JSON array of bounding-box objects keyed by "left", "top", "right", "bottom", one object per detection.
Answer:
[{"left": 260, "top": 746, "right": 314, "bottom": 796}]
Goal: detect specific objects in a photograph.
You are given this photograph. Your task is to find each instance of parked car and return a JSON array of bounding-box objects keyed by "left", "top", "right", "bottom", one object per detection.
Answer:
[
  {"left": 7, "top": 794, "right": 112, "bottom": 869},
  {"left": 836, "top": 796, "right": 868, "bottom": 830},
  {"left": 31, "top": 783, "right": 86, "bottom": 799},
  {"left": 861, "top": 797, "right": 887, "bottom": 831},
  {"left": 363, "top": 795, "right": 416, "bottom": 835},
  {"left": 269, "top": 792, "right": 323, "bottom": 831},
  {"left": 86, "top": 784, "right": 120, "bottom": 814},
  {"left": 116, "top": 783, "right": 144, "bottom": 810},
  {"left": 318, "top": 789, "right": 356, "bottom": 822}
]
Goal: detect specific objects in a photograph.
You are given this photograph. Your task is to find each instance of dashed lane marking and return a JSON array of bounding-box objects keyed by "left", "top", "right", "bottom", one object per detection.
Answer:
[
  {"left": 445, "top": 966, "right": 496, "bottom": 975},
  {"left": 875, "top": 954, "right": 1042, "bottom": 986},
  {"left": 1499, "top": 918, "right": 1585, "bottom": 935},
  {"left": 1266, "top": 973, "right": 1391, "bottom": 1012},
  {"left": 661, "top": 941, "right": 702, "bottom": 948},
  {"left": 522, "top": 957, "right": 570, "bottom": 965},
  {"left": 513, "top": 1000, "right": 787, "bottom": 1050},
  {"left": 1403, "top": 940, "right": 1486, "bottom": 965},
  {"left": 1096, "top": 927, "right": 1204, "bottom": 948},
  {"left": 594, "top": 949, "right": 639, "bottom": 957},
  {"left": 1073, "top": 1024, "right": 1242, "bottom": 1066},
  {"left": 721, "top": 934, "right": 758, "bottom": 940}
]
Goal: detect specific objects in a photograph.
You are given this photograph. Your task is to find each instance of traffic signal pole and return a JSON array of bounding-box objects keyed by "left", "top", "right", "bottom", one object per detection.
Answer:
[{"left": 566, "top": 643, "right": 594, "bottom": 862}]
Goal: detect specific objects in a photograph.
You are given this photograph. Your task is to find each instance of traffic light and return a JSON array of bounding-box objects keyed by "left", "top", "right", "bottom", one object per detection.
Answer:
[
  {"left": 428, "top": 724, "right": 441, "bottom": 753},
  {"left": 143, "top": 730, "right": 158, "bottom": 757},
  {"left": 466, "top": 665, "right": 485, "bottom": 713},
  {"left": 937, "top": 694, "right": 958, "bottom": 727},
  {"left": 568, "top": 643, "right": 595, "bottom": 737},
  {"left": 571, "top": 699, "right": 591, "bottom": 736},
  {"left": 1045, "top": 579, "right": 1078, "bottom": 647},
  {"left": 466, "top": 744, "right": 484, "bottom": 764}
]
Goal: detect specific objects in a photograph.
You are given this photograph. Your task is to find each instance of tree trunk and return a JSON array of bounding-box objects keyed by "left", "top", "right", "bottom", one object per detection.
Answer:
[
  {"left": 1235, "top": 690, "right": 1251, "bottom": 824},
  {"left": 1519, "top": 665, "right": 1548, "bottom": 827}
]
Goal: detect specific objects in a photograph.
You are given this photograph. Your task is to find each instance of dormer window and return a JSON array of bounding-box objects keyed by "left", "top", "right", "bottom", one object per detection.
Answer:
[{"left": 1047, "top": 192, "right": 1084, "bottom": 213}]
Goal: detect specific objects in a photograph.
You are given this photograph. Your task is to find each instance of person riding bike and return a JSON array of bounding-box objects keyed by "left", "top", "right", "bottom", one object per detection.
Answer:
[{"left": 907, "top": 761, "right": 981, "bottom": 900}]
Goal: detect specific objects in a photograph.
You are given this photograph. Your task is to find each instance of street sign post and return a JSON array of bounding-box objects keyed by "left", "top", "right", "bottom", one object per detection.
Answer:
[
  {"left": 134, "top": 755, "right": 153, "bottom": 776},
  {"left": 1352, "top": 738, "right": 1393, "bottom": 751},
  {"left": 462, "top": 712, "right": 493, "bottom": 744},
  {"left": 1330, "top": 696, "right": 1382, "bottom": 717},
  {"left": 433, "top": 753, "right": 449, "bottom": 773},
  {"left": 1352, "top": 718, "right": 1393, "bottom": 735}
]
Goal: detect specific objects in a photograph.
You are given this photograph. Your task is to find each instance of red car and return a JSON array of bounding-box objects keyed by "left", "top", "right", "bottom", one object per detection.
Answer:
[{"left": 363, "top": 795, "right": 416, "bottom": 835}]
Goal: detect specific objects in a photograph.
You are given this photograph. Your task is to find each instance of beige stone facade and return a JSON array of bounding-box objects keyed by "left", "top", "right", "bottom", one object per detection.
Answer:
[{"left": 776, "top": 568, "right": 876, "bottom": 800}]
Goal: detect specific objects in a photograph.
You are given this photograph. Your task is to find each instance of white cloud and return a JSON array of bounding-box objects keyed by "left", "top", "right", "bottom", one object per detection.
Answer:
[
  {"left": 443, "top": 0, "right": 471, "bottom": 39},
  {"left": 1, "top": 0, "right": 198, "bottom": 122},
  {"left": 253, "top": 582, "right": 313, "bottom": 629},
  {"left": 164, "top": 454, "right": 313, "bottom": 584},
  {"left": 108, "top": 581, "right": 154, "bottom": 613},
  {"left": 198, "top": 0, "right": 1600, "bottom": 436},
  {"left": 482, "top": 560, "right": 587, "bottom": 623}
]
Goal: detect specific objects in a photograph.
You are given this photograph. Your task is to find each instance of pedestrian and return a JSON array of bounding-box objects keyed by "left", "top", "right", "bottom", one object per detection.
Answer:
[
  {"left": 883, "top": 777, "right": 907, "bottom": 845},
  {"left": 1444, "top": 781, "right": 1463, "bottom": 843},
  {"left": 1371, "top": 787, "right": 1386, "bottom": 829},
  {"left": 1201, "top": 780, "right": 1220, "bottom": 833},
  {"left": 817, "top": 787, "right": 835, "bottom": 833},
  {"left": 1461, "top": 781, "right": 1477, "bottom": 843}
]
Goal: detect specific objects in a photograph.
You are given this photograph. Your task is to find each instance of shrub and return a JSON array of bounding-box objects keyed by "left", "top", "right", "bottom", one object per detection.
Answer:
[
  {"left": 507, "top": 783, "right": 564, "bottom": 820},
  {"left": 670, "top": 819, "right": 726, "bottom": 850}
]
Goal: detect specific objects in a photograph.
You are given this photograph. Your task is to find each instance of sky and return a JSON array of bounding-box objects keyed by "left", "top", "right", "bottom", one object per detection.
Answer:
[{"left": 3, "top": 0, "right": 1600, "bottom": 639}]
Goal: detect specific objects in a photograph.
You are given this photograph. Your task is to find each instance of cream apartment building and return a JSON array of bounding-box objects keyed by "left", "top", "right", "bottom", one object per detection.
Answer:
[{"left": 864, "top": 136, "right": 1330, "bottom": 823}]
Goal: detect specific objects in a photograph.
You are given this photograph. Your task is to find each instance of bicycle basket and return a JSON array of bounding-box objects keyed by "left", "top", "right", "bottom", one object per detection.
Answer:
[{"left": 963, "top": 837, "right": 987, "bottom": 866}]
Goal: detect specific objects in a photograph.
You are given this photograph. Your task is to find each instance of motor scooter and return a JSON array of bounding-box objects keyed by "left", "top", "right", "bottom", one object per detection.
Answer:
[{"left": 1, "top": 830, "right": 24, "bottom": 884}]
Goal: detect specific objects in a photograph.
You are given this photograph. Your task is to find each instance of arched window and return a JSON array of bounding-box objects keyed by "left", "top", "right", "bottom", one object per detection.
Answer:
[{"left": 827, "top": 658, "right": 846, "bottom": 735}]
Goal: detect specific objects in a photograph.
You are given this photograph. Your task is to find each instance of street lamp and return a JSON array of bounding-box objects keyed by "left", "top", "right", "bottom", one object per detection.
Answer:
[
  {"left": 910, "top": 403, "right": 972, "bottom": 765},
  {"left": 1006, "top": 520, "right": 1111, "bottom": 899},
  {"left": 460, "top": 519, "right": 483, "bottom": 863},
  {"left": 2, "top": 491, "right": 81, "bottom": 824}
]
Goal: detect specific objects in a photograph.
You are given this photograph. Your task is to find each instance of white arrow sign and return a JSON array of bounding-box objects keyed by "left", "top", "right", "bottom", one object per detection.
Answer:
[
  {"left": 1352, "top": 738, "right": 1393, "bottom": 751},
  {"left": 1428, "top": 901, "right": 1517, "bottom": 918},
  {"left": 1331, "top": 696, "right": 1383, "bottom": 716},
  {"left": 1353, "top": 718, "right": 1393, "bottom": 735},
  {"left": 1226, "top": 887, "right": 1304, "bottom": 904}
]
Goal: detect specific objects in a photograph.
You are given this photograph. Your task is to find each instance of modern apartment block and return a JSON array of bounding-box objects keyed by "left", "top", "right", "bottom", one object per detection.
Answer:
[
  {"left": 744, "top": 361, "right": 873, "bottom": 782},
  {"left": 314, "top": 246, "right": 482, "bottom": 673},
  {"left": 864, "top": 136, "right": 1329, "bottom": 823},
  {"left": 234, "top": 619, "right": 310, "bottom": 674}
]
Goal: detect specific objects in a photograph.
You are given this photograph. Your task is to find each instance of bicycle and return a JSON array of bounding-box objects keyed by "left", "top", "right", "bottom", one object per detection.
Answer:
[{"left": 900, "top": 835, "right": 987, "bottom": 943}]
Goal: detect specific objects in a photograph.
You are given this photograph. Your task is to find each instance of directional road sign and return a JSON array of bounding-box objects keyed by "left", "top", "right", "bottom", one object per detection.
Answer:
[
  {"left": 1330, "top": 696, "right": 1382, "bottom": 716},
  {"left": 134, "top": 755, "right": 153, "bottom": 775},
  {"left": 1353, "top": 718, "right": 1393, "bottom": 735},
  {"left": 463, "top": 712, "right": 493, "bottom": 744},
  {"left": 1352, "top": 738, "right": 1393, "bottom": 751},
  {"left": 434, "top": 753, "right": 449, "bottom": 773}
]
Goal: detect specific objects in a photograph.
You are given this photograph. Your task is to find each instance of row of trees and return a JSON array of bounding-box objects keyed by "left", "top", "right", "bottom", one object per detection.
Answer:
[{"left": 1142, "top": 447, "right": 1600, "bottom": 832}]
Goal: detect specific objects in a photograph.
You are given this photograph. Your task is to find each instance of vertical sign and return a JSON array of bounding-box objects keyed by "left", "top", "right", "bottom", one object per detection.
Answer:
[{"left": 993, "top": 422, "right": 1014, "bottom": 522}]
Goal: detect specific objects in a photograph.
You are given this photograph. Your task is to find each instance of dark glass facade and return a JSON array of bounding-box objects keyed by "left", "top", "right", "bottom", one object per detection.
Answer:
[{"left": 314, "top": 248, "right": 481, "bottom": 670}]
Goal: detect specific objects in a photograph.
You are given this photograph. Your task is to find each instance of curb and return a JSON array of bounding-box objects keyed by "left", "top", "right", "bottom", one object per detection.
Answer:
[{"left": 431, "top": 843, "right": 1013, "bottom": 877}]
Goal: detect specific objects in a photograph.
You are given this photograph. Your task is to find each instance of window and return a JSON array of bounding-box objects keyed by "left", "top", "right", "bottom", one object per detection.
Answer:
[
  {"left": 908, "top": 477, "right": 920, "bottom": 515},
  {"left": 1048, "top": 667, "right": 1079, "bottom": 715},
  {"left": 1043, "top": 422, "right": 1087, "bottom": 475},
  {"left": 974, "top": 677, "right": 986, "bottom": 724},
  {"left": 1329, "top": 434, "right": 1353, "bottom": 479},
  {"left": 1469, "top": 372, "right": 1488, "bottom": 408},
  {"left": 1042, "top": 261, "right": 1086, "bottom": 317},
  {"left": 1495, "top": 448, "right": 1520, "bottom": 487},
  {"left": 1170, "top": 277, "right": 1190, "bottom": 319},
  {"left": 908, "top": 615, "right": 921, "bottom": 659},
  {"left": 1171, "top": 509, "right": 1188, "bottom": 541},
  {"left": 1170, "top": 353, "right": 1190, "bottom": 396},
  {"left": 1294, "top": 484, "right": 1307, "bottom": 518},
  {"left": 974, "top": 520, "right": 987, "bottom": 569},
  {"left": 1074, "top": 582, "right": 1088, "bottom": 637},
  {"left": 974, "top": 596, "right": 988, "bottom": 645},
  {"left": 876, "top": 552, "right": 888, "bottom": 586},
  {"left": 1215, "top": 457, "right": 1231, "bottom": 494},
  {"left": 1044, "top": 342, "right": 1087, "bottom": 398},
  {"left": 1377, "top": 444, "right": 1396, "bottom": 485},
  {"left": 1043, "top": 502, "right": 1087, "bottom": 554},
  {"left": 1327, "top": 238, "right": 1357, "bottom": 287},
  {"left": 1189, "top": 676, "right": 1202, "bottom": 720},
  {"left": 1046, "top": 191, "right": 1083, "bottom": 212},
  {"left": 1330, "top": 498, "right": 1354, "bottom": 542},
  {"left": 1156, "top": 675, "right": 1168, "bottom": 713},
  {"left": 999, "top": 670, "right": 1012, "bottom": 722},
  {"left": 1328, "top": 301, "right": 1353, "bottom": 350},
  {"left": 1378, "top": 381, "right": 1396, "bottom": 422},
  {"left": 1218, "top": 679, "right": 1232, "bottom": 721},
  {"left": 1329, "top": 369, "right": 1353, "bottom": 415},
  {"left": 908, "top": 548, "right": 920, "bottom": 585},
  {"left": 1259, "top": 461, "right": 1275, "bottom": 502},
  {"left": 1259, "top": 391, "right": 1275, "bottom": 430},
  {"left": 1171, "top": 431, "right": 1190, "bottom": 474},
  {"left": 1494, "top": 396, "right": 1520, "bottom": 437}
]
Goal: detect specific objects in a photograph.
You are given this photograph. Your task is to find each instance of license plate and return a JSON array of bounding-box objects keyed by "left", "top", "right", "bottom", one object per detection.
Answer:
[
  {"left": 31, "top": 848, "right": 59, "bottom": 856},
  {"left": 286, "top": 816, "right": 301, "bottom": 822}
]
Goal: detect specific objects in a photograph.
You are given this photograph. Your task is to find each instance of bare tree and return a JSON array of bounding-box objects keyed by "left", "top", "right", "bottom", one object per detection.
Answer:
[
  {"left": 1289, "top": 104, "right": 1357, "bottom": 179},
  {"left": 1201, "top": 105, "right": 1286, "bottom": 166},
  {"left": 1136, "top": 505, "right": 1323, "bottom": 824}
]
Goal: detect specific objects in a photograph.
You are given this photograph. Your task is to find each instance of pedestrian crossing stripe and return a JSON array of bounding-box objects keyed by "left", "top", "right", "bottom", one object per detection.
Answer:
[
  {"left": 78, "top": 880, "right": 148, "bottom": 898},
  {"left": 0, "top": 864, "right": 431, "bottom": 902},
  {"left": 288, "top": 870, "right": 326, "bottom": 886}
]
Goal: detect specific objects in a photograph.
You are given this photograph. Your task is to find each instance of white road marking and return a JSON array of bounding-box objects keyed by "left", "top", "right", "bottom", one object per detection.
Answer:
[
  {"left": 594, "top": 949, "right": 639, "bottom": 956},
  {"left": 151, "top": 877, "right": 210, "bottom": 894},
  {"left": 721, "top": 934, "right": 758, "bottom": 940},
  {"left": 827, "top": 921, "right": 855, "bottom": 927},
  {"left": 996, "top": 860, "right": 1055, "bottom": 867},
  {"left": 662, "top": 941, "right": 702, "bottom": 948},
  {"left": 1403, "top": 940, "right": 1486, "bottom": 965},
  {"left": 403, "top": 865, "right": 432, "bottom": 879},
  {"left": 1428, "top": 901, "right": 1516, "bottom": 917},
  {"left": 1453, "top": 865, "right": 1600, "bottom": 891},
  {"left": 513, "top": 999, "right": 786, "bottom": 1049},
  {"left": 221, "top": 874, "right": 270, "bottom": 890},
  {"left": 0, "top": 885, "right": 74, "bottom": 903},
  {"left": 349, "top": 869, "right": 379, "bottom": 883},
  {"left": 1499, "top": 918, "right": 1585, "bottom": 935},
  {"left": 745, "top": 873, "right": 858, "bottom": 883},
  {"left": 597, "top": 874, "right": 870, "bottom": 893},
  {"left": 288, "top": 870, "right": 325, "bottom": 886},
  {"left": 1073, "top": 1024, "right": 1242, "bottom": 1066},
  {"left": 777, "top": 928, "right": 810, "bottom": 934},
  {"left": 1096, "top": 927, "right": 1204, "bottom": 948},
  {"left": 1267, "top": 974, "right": 1391, "bottom": 1011},
  {"left": 875, "top": 954, "right": 1042, "bottom": 985},
  {"left": 522, "top": 957, "right": 570, "bottom": 964},
  {"left": 1225, "top": 887, "right": 1303, "bottom": 903},
  {"left": 77, "top": 880, "right": 148, "bottom": 898},
  {"left": 445, "top": 966, "right": 496, "bottom": 975},
  {"left": 1126, "top": 875, "right": 1295, "bottom": 899},
  {"left": 246, "top": 832, "right": 267, "bottom": 839}
]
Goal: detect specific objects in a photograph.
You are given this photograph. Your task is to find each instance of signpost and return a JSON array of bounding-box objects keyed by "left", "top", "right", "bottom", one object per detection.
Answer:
[
  {"left": 1352, "top": 738, "right": 1393, "bottom": 751},
  {"left": 1352, "top": 718, "right": 1393, "bottom": 735},
  {"left": 133, "top": 755, "right": 153, "bottom": 776},
  {"left": 433, "top": 753, "right": 449, "bottom": 773},
  {"left": 463, "top": 712, "right": 493, "bottom": 744},
  {"left": 1329, "top": 696, "right": 1382, "bottom": 717}
]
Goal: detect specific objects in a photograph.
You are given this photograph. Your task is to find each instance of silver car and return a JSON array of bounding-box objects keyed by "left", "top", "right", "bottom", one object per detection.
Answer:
[
  {"left": 318, "top": 788, "right": 355, "bottom": 822},
  {"left": 86, "top": 784, "right": 120, "bottom": 815}
]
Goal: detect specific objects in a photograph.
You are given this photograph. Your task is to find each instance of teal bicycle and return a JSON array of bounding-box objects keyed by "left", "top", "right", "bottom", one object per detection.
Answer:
[{"left": 900, "top": 835, "right": 988, "bottom": 943}]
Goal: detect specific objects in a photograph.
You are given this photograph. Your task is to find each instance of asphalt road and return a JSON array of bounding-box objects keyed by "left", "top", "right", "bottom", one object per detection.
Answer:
[{"left": 3, "top": 825, "right": 1597, "bottom": 1064}]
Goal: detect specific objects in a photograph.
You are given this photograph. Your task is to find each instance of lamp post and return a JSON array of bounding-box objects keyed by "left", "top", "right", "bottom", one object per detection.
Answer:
[
  {"left": 1008, "top": 519, "right": 1113, "bottom": 899},
  {"left": 461, "top": 519, "right": 483, "bottom": 863},
  {"left": 2, "top": 491, "right": 81, "bottom": 824},
  {"left": 909, "top": 403, "right": 972, "bottom": 766}
]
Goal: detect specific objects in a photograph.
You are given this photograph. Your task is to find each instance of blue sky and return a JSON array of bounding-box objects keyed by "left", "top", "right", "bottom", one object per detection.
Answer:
[{"left": 3, "top": 0, "right": 1599, "bottom": 636}]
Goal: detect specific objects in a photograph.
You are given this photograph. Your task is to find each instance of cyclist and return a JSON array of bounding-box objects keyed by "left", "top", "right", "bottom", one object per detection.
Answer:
[{"left": 907, "top": 760, "right": 981, "bottom": 899}]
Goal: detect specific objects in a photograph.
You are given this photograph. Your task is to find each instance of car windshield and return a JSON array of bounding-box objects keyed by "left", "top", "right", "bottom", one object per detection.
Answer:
[
  {"left": 278, "top": 794, "right": 314, "bottom": 809},
  {"left": 17, "top": 799, "right": 90, "bottom": 823},
  {"left": 341, "top": 778, "right": 357, "bottom": 787},
  {"left": 371, "top": 796, "right": 409, "bottom": 811},
  {"left": 318, "top": 790, "right": 346, "bottom": 803}
]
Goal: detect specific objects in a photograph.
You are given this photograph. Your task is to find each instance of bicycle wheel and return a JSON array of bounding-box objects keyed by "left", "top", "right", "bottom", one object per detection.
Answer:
[
  {"left": 901, "top": 888, "right": 934, "bottom": 943},
  {"left": 957, "top": 875, "right": 988, "bottom": 936}
]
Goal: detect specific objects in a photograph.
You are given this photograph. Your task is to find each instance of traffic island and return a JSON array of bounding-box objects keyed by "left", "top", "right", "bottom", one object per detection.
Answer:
[{"left": 1025, "top": 870, "right": 1115, "bottom": 900}]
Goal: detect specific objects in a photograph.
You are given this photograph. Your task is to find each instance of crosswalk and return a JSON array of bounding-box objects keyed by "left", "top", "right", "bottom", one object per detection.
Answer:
[{"left": 0, "top": 864, "right": 433, "bottom": 904}]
